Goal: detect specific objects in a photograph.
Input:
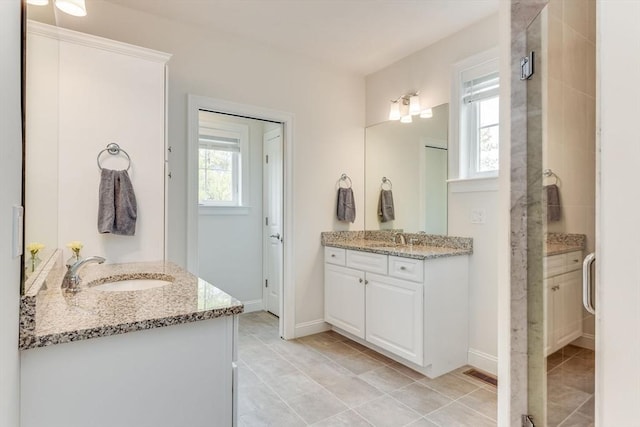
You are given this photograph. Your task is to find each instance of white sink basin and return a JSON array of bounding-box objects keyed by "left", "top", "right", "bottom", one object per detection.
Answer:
[{"left": 92, "top": 279, "right": 172, "bottom": 292}]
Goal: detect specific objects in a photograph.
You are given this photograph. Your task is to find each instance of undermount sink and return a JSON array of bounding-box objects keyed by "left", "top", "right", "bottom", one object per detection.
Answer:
[{"left": 92, "top": 278, "right": 172, "bottom": 292}]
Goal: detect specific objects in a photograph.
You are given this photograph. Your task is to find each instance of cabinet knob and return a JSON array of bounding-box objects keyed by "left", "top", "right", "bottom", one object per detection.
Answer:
[
  {"left": 400, "top": 266, "right": 407, "bottom": 270},
  {"left": 365, "top": 280, "right": 369, "bottom": 285},
  {"left": 359, "top": 278, "right": 363, "bottom": 283},
  {"left": 331, "top": 254, "right": 336, "bottom": 258}
]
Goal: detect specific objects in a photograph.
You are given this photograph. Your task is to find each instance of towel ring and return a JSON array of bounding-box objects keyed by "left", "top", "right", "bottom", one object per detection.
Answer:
[
  {"left": 543, "top": 168, "right": 559, "bottom": 185},
  {"left": 97, "top": 143, "right": 131, "bottom": 171},
  {"left": 381, "top": 177, "right": 393, "bottom": 190},
  {"left": 338, "top": 173, "right": 352, "bottom": 189}
]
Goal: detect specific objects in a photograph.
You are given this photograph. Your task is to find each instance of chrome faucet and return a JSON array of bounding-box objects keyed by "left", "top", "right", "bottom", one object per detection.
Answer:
[
  {"left": 62, "top": 256, "right": 106, "bottom": 292},
  {"left": 394, "top": 232, "right": 407, "bottom": 246}
]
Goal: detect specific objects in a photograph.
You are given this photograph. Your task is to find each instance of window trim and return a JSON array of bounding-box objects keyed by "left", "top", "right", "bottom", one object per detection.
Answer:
[
  {"left": 196, "top": 115, "right": 250, "bottom": 210},
  {"left": 450, "top": 47, "right": 500, "bottom": 183}
]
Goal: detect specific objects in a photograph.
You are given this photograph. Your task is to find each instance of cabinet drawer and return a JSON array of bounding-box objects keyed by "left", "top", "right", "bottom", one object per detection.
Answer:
[
  {"left": 544, "top": 254, "right": 565, "bottom": 278},
  {"left": 325, "top": 247, "right": 346, "bottom": 266},
  {"left": 388, "top": 256, "right": 424, "bottom": 283},
  {"left": 346, "top": 250, "right": 387, "bottom": 274},
  {"left": 564, "top": 251, "right": 583, "bottom": 272}
]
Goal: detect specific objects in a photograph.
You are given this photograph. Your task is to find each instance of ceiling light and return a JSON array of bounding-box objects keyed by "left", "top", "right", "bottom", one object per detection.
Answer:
[
  {"left": 400, "top": 115, "right": 412, "bottom": 124},
  {"left": 55, "top": 0, "right": 87, "bottom": 17},
  {"left": 409, "top": 95, "right": 421, "bottom": 116},
  {"left": 388, "top": 101, "right": 401, "bottom": 121},
  {"left": 26, "top": 0, "right": 49, "bottom": 5},
  {"left": 420, "top": 108, "right": 433, "bottom": 119}
]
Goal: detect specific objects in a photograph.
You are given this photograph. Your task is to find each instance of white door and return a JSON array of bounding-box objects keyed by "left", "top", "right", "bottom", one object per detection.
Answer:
[
  {"left": 263, "top": 127, "right": 283, "bottom": 317},
  {"left": 324, "top": 264, "right": 366, "bottom": 338}
]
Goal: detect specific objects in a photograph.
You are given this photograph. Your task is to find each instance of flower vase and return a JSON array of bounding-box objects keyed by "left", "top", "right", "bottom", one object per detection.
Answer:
[{"left": 30, "top": 255, "right": 41, "bottom": 273}]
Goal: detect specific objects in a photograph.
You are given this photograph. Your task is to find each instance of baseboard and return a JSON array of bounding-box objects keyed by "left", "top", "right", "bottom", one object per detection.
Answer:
[
  {"left": 242, "top": 299, "right": 264, "bottom": 313},
  {"left": 467, "top": 348, "right": 498, "bottom": 376},
  {"left": 571, "top": 333, "right": 595, "bottom": 351},
  {"left": 294, "top": 319, "right": 331, "bottom": 338}
]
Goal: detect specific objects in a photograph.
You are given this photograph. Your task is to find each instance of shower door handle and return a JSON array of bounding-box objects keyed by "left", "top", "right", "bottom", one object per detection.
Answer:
[{"left": 582, "top": 252, "right": 596, "bottom": 315}]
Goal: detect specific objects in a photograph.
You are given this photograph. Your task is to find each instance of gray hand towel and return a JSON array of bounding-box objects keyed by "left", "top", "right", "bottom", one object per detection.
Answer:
[
  {"left": 544, "top": 184, "right": 561, "bottom": 222},
  {"left": 337, "top": 187, "right": 356, "bottom": 223},
  {"left": 98, "top": 169, "right": 138, "bottom": 236},
  {"left": 377, "top": 189, "right": 395, "bottom": 223}
]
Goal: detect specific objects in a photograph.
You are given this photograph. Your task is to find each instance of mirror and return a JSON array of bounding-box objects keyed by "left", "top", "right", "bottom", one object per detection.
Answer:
[{"left": 364, "top": 103, "right": 448, "bottom": 233}]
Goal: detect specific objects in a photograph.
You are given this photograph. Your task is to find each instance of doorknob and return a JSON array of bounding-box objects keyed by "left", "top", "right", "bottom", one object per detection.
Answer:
[
  {"left": 582, "top": 252, "right": 596, "bottom": 315},
  {"left": 270, "top": 233, "right": 281, "bottom": 241}
]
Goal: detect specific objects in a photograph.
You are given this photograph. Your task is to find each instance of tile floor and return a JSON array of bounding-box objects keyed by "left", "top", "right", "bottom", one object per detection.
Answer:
[
  {"left": 547, "top": 345, "right": 595, "bottom": 427},
  {"left": 238, "top": 311, "right": 497, "bottom": 426}
]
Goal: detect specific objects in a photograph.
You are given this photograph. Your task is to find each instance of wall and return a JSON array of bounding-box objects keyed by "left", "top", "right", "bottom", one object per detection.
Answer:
[
  {"left": 0, "top": 1, "right": 23, "bottom": 425},
  {"left": 366, "top": 14, "right": 500, "bottom": 374},
  {"left": 198, "top": 114, "right": 268, "bottom": 307},
  {"left": 598, "top": 1, "right": 640, "bottom": 423},
  {"left": 51, "top": 0, "right": 365, "bottom": 333},
  {"left": 543, "top": 0, "right": 596, "bottom": 342}
]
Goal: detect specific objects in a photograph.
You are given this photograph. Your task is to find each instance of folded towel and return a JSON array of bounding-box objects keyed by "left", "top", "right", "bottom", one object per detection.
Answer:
[
  {"left": 98, "top": 169, "right": 138, "bottom": 236},
  {"left": 337, "top": 187, "right": 356, "bottom": 223},
  {"left": 377, "top": 189, "right": 395, "bottom": 223},
  {"left": 544, "top": 184, "right": 561, "bottom": 222}
]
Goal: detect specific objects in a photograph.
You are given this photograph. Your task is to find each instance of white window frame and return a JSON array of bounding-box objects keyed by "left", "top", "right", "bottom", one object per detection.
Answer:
[
  {"left": 449, "top": 48, "right": 500, "bottom": 190},
  {"left": 197, "top": 119, "right": 248, "bottom": 209}
]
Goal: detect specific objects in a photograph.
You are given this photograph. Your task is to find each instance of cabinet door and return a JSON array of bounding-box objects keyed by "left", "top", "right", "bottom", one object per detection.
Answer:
[
  {"left": 555, "top": 269, "right": 583, "bottom": 348},
  {"left": 544, "top": 278, "right": 554, "bottom": 356},
  {"left": 324, "top": 264, "right": 365, "bottom": 339},
  {"left": 365, "top": 273, "right": 423, "bottom": 364}
]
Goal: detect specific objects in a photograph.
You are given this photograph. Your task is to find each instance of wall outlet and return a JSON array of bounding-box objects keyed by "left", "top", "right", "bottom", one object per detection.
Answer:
[{"left": 470, "top": 208, "right": 486, "bottom": 224}]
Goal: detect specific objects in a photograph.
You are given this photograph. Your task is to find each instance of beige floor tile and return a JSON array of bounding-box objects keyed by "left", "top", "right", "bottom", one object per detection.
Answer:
[
  {"left": 287, "top": 389, "right": 348, "bottom": 424},
  {"left": 362, "top": 348, "right": 396, "bottom": 365},
  {"left": 547, "top": 382, "right": 592, "bottom": 411},
  {"left": 306, "top": 339, "right": 363, "bottom": 360},
  {"left": 426, "top": 402, "right": 496, "bottom": 427},
  {"left": 239, "top": 401, "right": 306, "bottom": 427},
  {"left": 359, "top": 366, "right": 415, "bottom": 393},
  {"left": 238, "top": 382, "right": 286, "bottom": 417},
  {"left": 558, "top": 412, "right": 594, "bottom": 427},
  {"left": 304, "top": 360, "right": 355, "bottom": 387},
  {"left": 311, "top": 410, "right": 373, "bottom": 426},
  {"left": 388, "top": 361, "right": 426, "bottom": 381},
  {"left": 419, "top": 373, "right": 480, "bottom": 400},
  {"left": 390, "top": 382, "right": 452, "bottom": 415},
  {"left": 575, "top": 348, "right": 595, "bottom": 361},
  {"left": 238, "top": 363, "right": 263, "bottom": 388},
  {"left": 548, "top": 402, "right": 575, "bottom": 427},
  {"left": 548, "top": 366, "right": 594, "bottom": 394},
  {"left": 270, "top": 371, "right": 325, "bottom": 401},
  {"left": 577, "top": 396, "right": 594, "bottom": 420},
  {"left": 334, "top": 352, "right": 385, "bottom": 375},
  {"left": 249, "top": 355, "right": 298, "bottom": 381},
  {"left": 406, "top": 418, "right": 440, "bottom": 426},
  {"left": 343, "top": 340, "right": 370, "bottom": 353},
  {"left": 458, "top": 388, "right": 497, "bottom": 421},
  {"left": 323, "top": 375, "right": 384, "bottom": 408},
  {"left": 355, "top": 395, "right": 422, "bottom": 427}
]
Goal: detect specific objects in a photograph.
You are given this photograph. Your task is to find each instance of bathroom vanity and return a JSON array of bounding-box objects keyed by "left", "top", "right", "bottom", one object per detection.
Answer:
[
  {"left": 321, "top": 231, "right": 472, "bottom": 378},
  {"left": 19, "top": 252, "right": 243, "bottom": 427}
]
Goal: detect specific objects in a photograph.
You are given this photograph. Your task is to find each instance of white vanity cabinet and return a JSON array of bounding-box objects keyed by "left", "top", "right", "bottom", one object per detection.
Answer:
[
  {"left": 324, "top": 247, "right": 469, "bottom": 377},
  {"left": 544, "top": 250, "right": 584, "bottom": 356}
]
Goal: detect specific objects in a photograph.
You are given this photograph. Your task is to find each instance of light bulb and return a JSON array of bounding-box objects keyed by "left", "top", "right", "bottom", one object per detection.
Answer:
[
  {"left": 409, "top": 95, "right": 421, "bottom": 116},
  {"left": 55, "top": 0, "right": 87, "bottom": 16},
  {"left": 400, "top": 115, "right": 413, "bottom": 124},
  {"left": 420, "top": 108, "right": 433, "bottom": 119},
  {"left": 27, "top": 0, "right": 49, "bottom": 5},
  {"left": 388, "top": 101, "right": 401, "bottom": 121}
]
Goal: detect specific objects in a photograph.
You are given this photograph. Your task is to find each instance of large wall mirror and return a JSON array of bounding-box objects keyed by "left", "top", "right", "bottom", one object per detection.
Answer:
[{"left": 364, "top": 103, "right": 448, "bottom": 234}]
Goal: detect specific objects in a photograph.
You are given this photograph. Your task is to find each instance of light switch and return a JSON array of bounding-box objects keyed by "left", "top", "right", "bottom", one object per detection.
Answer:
[{"left": 470, "top": 208, "right": 486, "bottom": 224}]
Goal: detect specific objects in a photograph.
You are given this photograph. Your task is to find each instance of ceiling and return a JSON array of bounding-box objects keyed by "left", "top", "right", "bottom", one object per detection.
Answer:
[{"left": 104, "top": 0, "right": 499, "bottom": 75}]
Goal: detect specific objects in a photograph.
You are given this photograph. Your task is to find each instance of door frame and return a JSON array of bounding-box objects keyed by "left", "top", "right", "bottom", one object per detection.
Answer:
[{"left": 186, "top": 94, "right": 295, "bottom": 339}]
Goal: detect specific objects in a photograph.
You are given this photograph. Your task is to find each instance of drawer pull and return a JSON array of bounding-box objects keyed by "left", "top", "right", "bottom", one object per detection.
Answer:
[
  {"left": 400, "top": 266, "right": 407, "bottom": 270},
  {"left": 331, "top": 254, "right": 336, "bottom": 258}
]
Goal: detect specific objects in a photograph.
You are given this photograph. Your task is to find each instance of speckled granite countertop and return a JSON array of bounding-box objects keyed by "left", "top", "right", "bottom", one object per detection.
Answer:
[
  {"left": 545, "top": 232, "right": 586, "bottom": 256},
  {"left": 321, "top": 231, "right": 472, "bottom": 260},
  {"left": 20, "top": 252, "right": 243, "bottom": 350}
]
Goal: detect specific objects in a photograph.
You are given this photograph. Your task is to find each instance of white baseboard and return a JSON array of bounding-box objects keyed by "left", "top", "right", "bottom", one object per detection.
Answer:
[
  {"left": 467, "top": 348, "right": 498, "bottom": 376},
  {"left": 571, "top": 333, "right": 595, "bottom": 351},
  {"left": 294, "top": 319, "right": 331, "bottom": 338},
  {"left": 242, "top": 299, "right": 264, "bottom": 313}
]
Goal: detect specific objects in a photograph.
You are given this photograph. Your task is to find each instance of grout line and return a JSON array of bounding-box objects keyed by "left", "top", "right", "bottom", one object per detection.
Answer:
[{"left": 555, "top": 393, "right": 593, "bottom": 427}]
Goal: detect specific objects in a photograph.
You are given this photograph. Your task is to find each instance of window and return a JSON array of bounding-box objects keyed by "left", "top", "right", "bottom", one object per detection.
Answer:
[
  {"left": 197, "top": 114, "right": 248, "bottom": 207},
  {"left": 458, "top": 57, "right": 500, "bottom": 178}
]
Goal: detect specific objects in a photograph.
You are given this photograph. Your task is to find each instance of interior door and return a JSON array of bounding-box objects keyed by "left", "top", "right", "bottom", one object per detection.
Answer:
[{"left": 263, "top": 127, "right": 283, "bottom": 317}]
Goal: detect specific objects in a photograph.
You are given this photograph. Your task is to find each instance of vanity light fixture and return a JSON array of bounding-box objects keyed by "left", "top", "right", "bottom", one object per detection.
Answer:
[
  {"left": 388, "top": 92, "right": 433, "bottom": 123},
  {"left": 26, "top": 0, "right": 87, "bottom": 17}
]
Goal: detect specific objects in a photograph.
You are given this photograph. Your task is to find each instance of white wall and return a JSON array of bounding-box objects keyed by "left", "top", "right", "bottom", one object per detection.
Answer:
[
  {"left": 51, "top": 1, "right": 365, "bottom": 332},
  {"left": 366, "top": 14, "right": 500, "bottom": 374},
  {"left": 0, "top": 1, "right": 23, "bottom": 425},
  {"left": 597, "top": 1, "right": 640, "bottom": 424},
  {"left": 198, "top": 114, "right": 267, "bottom": 306}
]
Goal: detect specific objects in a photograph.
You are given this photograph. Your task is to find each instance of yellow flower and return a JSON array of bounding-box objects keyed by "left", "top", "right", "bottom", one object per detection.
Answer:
[
  {"left": 66, "top": 240, "right": 83, "bottom": 257},
  {"left": 26, "top": 242, "right": 45, "bottom": 257}
]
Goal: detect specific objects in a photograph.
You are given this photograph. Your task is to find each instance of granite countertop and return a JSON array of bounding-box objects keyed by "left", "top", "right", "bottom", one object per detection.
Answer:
[
  {"left": 321, "top": 231, "right": 473, "bottom": 260},
  {"left": 545, "top": 232, "right": 587, "bottom": 256},
  {"left": 20, "top": 255, "right": 244, "bottom": 350}
]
